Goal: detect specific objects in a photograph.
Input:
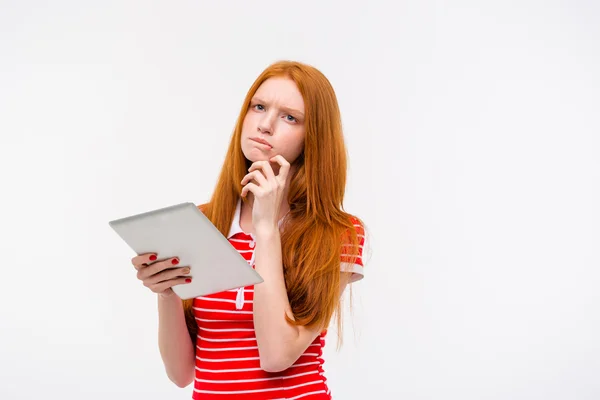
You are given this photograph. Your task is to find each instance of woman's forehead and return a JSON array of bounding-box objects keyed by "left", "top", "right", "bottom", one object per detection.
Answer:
[{"left": 254, "top": 77, "right": 305, "bottom": 111}]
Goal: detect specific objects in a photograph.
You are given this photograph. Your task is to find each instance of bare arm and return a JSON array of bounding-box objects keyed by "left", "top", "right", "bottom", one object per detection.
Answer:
[
  {"left": 132, "top": 253, "right": 196, "bottom": 388},
  {"left": 157, "top": 293, "right": 196, "bottom": 387},
  {"left": 253, "top": 229, "right": 350, "bottom": 372},
  {"left": 241, "top": 157, "right": 351, "bottom": 372}
]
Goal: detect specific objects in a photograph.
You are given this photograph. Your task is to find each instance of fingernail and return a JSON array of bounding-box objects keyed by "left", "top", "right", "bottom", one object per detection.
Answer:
[
  {"left": 185, "top": 278, "right": 192, "bottom": 283},
  {"left": 172, "top": 258, "right": 179, "bottom": 265},
  {"left": 149, "top": 255, "right": 157, "bottom": 261},
  {"left": 183, "top": 268, "right": 190, "bottom": 274}
]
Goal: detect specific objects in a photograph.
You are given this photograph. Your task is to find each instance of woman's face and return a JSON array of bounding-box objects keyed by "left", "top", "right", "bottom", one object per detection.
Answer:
[{"left": 240, "top": 77, "right": 306, "bottom": 169}]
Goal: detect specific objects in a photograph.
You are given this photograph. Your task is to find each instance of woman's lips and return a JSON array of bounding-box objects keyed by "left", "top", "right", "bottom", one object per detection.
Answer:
[{"left": 250, "top": 137, "right": 273, "bottom": 148}]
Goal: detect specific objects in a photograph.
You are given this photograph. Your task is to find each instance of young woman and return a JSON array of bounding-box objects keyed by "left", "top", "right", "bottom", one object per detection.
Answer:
[{"left": 131, "top": 60, "right": 367, "bottom": 399}]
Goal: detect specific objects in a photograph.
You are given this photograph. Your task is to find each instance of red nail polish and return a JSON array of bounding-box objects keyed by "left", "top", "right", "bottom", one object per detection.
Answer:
[
  {"left": 172, "top": 258, "right": 179, "bottom": 265},
  {"left": 185, "top": 278, "right": 192, "bottom": 283},
  {"left": 149, "top": 255, "right": 157, "bottom": 261}
]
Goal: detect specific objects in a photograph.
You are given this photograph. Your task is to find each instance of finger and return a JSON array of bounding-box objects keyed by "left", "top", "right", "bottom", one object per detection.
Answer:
[
  {"left": 270, "top": 155, "right": 290, "bottom": 182},
  {"left": 144, "top": 266, "right": 190, "bottom": 286},
  {"left": 248, "top": 160, "right": 267, "bottom": 173},
  {"left": 249, "top": 160, "right": 276, "bottom": 182},
  {"left": 131, "top": 253, "right": 158, "bottom": 269},
  {"left": 137, "top": 257, "right": 180, "bottom": 280},
  {"left": 150, "top": 277, "right": 192, "bottom": 293},
  {"left": 138, "top": 257, "right": 180, "bottom": 280},
  {"left": 241, "top": 170, "right": 268, "bottom": 188},
  {"left": 241, "top": 182, "right": 261, "bottom": 198}
]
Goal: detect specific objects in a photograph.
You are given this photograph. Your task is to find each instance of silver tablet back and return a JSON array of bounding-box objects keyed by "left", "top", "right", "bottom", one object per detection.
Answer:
[{"left": 109, "top": 202, "right": 263, "bottom": 299}]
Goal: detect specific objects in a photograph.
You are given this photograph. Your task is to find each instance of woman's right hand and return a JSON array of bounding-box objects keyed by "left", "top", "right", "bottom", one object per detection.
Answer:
[{"left": 131, "top": 253, "right": 192, "bottom": 298}]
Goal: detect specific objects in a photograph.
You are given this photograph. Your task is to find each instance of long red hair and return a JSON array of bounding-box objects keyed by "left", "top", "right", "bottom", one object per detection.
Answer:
[{"left": 182, "top": 60, "right": 362, "bottom": 346}]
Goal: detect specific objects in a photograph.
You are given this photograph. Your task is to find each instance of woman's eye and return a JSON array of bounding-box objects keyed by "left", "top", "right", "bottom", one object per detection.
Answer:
[
  {"left": 254, "top": 104, "right": 264, "bottom": 111},
  {"left": 286, "top": 115, "right": 297, "bottom": 122}
]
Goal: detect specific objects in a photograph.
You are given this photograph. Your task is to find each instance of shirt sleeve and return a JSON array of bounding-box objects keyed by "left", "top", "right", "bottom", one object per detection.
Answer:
[{"left": 340, "top": 217, "right": 366, "bottom": 283}]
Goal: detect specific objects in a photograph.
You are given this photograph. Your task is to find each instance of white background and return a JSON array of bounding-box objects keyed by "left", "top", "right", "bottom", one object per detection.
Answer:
[{"left": 1, "top": 1, "right": 599, "bottom": 399}]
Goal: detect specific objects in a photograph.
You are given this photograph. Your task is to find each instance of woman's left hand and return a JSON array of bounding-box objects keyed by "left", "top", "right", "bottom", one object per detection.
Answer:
[{"left": 241, "top": 155, "right": 290, "bottom": 235}]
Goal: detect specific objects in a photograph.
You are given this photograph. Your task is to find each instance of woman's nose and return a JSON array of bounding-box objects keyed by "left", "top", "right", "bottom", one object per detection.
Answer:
[{"left": 257, "top": 112, "right": 275, "bottom": 134}]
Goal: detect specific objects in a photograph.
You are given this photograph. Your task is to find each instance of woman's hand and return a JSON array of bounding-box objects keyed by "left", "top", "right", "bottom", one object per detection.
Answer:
[
  {"left": 240, "top": 155, "right": 290, "bottom": 235},
  {"left": 131, "top": 253, "right": 192, "bottom": 298}
]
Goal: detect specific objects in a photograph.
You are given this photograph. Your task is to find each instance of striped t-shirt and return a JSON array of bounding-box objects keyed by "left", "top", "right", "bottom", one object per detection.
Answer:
[{"left": 191, "top": 199, "right": 365, "bottom": 399}]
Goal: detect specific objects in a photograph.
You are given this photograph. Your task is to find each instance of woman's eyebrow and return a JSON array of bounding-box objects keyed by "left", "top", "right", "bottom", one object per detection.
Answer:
[
  {"left": 251, "top": 97, "right": 304, "bottom": 118},
  {"left": 281, "top": 106, "right": 304, "bottom": 119}
]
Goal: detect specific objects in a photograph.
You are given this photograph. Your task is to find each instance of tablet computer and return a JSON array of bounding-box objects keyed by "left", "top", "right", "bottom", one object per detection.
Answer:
[{"left": 109, "top": 202, "right": 263, "bottom": 300}]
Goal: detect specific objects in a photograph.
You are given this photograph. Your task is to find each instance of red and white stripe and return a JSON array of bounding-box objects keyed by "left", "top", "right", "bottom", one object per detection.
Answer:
[{"left": 191, "top": 201, "right": 364, "bottom": 399}]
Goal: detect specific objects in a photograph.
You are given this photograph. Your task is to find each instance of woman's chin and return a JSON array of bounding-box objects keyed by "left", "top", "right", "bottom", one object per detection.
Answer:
[{"left": 243, "top": 149, "right": 272, "bottom": 163}]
